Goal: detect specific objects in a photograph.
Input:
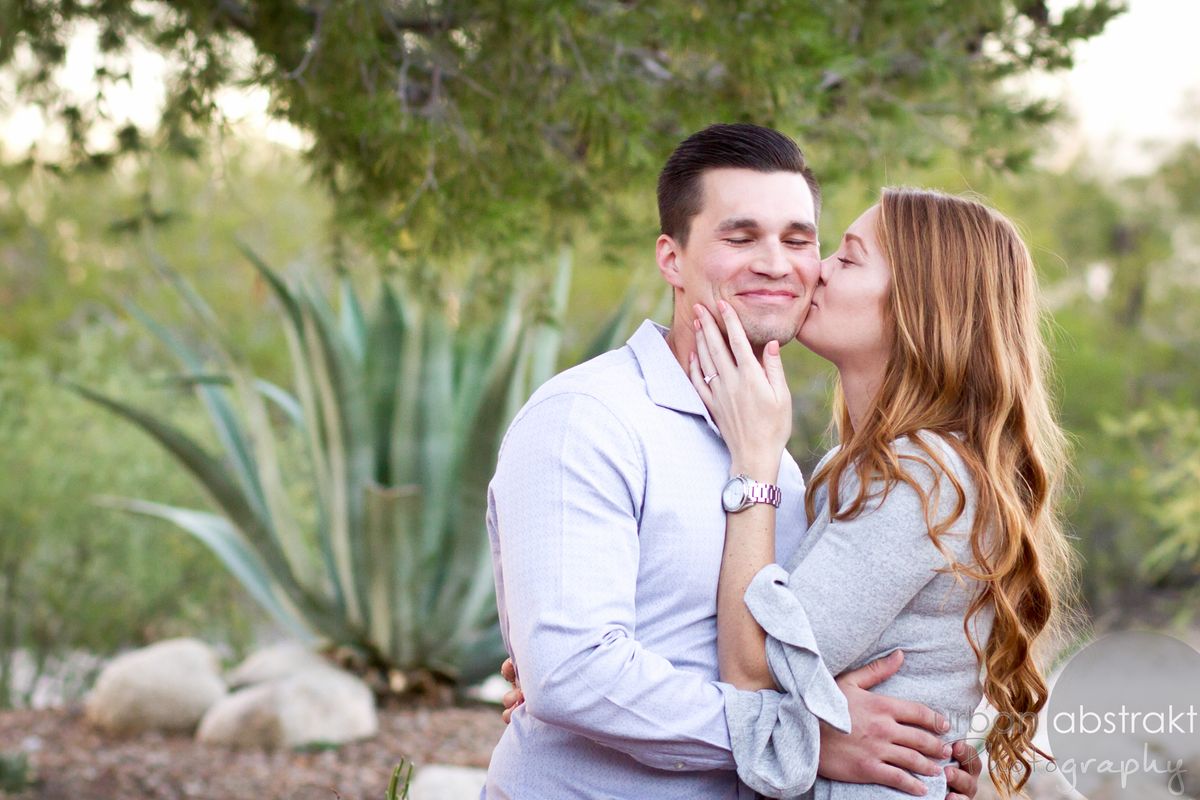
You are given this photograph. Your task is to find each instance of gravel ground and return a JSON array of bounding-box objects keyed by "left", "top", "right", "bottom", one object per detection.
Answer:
[
  {"left": 0, "top": 702, "right": 505, "bottom": 800},
  {"left": 0, "top": 703, "right": 1009, "bottom": 800}
]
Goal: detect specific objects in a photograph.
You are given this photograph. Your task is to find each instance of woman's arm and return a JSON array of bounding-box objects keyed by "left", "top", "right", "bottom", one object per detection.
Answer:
[
  {"left": 715, "top": 489, "right": 778, "bottom": 689},
  {"left": 687, "top": 301, "right": 793, "bottom": 690}
]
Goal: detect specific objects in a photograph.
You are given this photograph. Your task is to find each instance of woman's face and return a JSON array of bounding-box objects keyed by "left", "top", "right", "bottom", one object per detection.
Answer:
[{"left": 797, "top": 204, "right": 893, "bottom": 373}]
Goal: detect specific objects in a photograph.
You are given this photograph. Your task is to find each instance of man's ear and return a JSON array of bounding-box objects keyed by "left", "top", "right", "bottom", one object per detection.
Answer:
[{"left": 655, "top": 234, "right": 686, "bottom": 290}]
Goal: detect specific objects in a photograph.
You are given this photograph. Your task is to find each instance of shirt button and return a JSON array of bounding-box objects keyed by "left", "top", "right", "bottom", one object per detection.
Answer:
[{"left": 674, "top": 762, "right": 684, "bottom": 770}]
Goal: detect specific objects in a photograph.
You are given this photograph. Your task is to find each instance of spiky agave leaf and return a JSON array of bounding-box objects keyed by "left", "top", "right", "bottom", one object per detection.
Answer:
[
  {"left": 96, "top": 496, "right": 311, "bottom": 640},
  {"left": 66, "top": 382, "right": 354, "bottom": 644},
  {"left": 74, "top": 244, "right": 640, "bottom": 686}
]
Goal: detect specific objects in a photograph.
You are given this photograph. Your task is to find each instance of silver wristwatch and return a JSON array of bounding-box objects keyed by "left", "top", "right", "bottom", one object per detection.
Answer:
[{"left": 721, "top": 474, "right": 782, "bottom": 513}]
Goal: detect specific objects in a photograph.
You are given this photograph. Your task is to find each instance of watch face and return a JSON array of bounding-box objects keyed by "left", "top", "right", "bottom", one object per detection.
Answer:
[{"left": 722, "top": 477, "right": 746, "bottom": 511}]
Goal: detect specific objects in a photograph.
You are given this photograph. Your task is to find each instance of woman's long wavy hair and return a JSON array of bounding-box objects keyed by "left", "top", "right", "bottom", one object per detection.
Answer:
[{"left": 805, "top": 188, "right": 1082, "bottom": 797}]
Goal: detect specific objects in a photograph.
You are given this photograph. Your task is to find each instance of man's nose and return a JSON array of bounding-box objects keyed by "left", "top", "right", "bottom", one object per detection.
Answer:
[{"left": 752, "top": 241, "right": 792, "bottom": 278}]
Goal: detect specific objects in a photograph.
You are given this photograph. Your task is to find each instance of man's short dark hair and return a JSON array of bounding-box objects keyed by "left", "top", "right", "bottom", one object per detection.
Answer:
[{"left": 657, "top": 123, "right": 821, "bottom": 247}]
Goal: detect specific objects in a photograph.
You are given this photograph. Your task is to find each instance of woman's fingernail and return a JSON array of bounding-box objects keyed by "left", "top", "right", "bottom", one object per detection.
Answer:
[
  {"left": 693, "top": 319, "right": 700, "bottom": 331},
  {"left": 717, "top": 300, "right": 727, "bottom": 312}
]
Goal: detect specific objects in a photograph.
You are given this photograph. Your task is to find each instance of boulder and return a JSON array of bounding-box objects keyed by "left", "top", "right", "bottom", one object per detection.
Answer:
[
  {"left": 197, "top": 666, "right": 377, "bottom": 749},
  {"left": 409, "top": 765, "right": 487, "bottom": 800},
  {"left": 193, "top": 680, "right": 282, "bottom": 748},
  {"left": 85, "top": 637, "right": 226, "bottom": 735},
  {"left": 225, "top": 640, "right": 330, "bottom": 688},
  {"left": 464, "top": 673, "right": 509, "bottom": 705}
]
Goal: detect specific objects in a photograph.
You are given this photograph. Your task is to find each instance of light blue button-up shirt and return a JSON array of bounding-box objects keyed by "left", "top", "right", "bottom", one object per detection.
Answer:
[{"left": 484, "top": 320, "right": 810, "bottom": 799}]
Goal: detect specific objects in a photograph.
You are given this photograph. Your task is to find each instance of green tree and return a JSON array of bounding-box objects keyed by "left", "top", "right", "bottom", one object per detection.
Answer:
[{"left": 2, "top": 0, "right": 1123, "bottom": 277}]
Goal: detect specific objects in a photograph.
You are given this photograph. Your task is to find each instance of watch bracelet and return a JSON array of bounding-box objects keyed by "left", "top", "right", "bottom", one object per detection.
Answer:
[{"left": 745, "top": 479, "right": 782, "bottom": 508}]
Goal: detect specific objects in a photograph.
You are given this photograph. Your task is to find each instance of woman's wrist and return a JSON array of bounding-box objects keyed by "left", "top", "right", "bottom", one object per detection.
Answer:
[{"left": 729, "top": 457, "right": 781, "bottom": 485}]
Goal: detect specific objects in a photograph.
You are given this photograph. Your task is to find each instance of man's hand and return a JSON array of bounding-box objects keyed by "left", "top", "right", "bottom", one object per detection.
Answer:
[
  {"left": 946, "top": 740, "right": 981, "bottom": 800},
  {"left": 818, "top": 650, "right": 953, "bottom": 796},
  {"left": 500, "top": 657, "right": 524, "bottom": 724}
]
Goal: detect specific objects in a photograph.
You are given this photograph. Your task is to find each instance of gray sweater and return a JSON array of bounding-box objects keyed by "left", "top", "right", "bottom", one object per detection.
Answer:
[{"left": 724, "top": 432, "right": 995, "bottom": 799}]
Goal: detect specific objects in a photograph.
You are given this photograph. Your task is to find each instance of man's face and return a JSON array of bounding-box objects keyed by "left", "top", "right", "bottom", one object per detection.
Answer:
[{"left": 656, "top": 168, "right": 821, "bottom": 348}]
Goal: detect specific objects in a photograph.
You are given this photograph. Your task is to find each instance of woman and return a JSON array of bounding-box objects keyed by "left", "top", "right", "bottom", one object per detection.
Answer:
[{"left": 685, "top": 188, "right": 1077, "bottom": 799}]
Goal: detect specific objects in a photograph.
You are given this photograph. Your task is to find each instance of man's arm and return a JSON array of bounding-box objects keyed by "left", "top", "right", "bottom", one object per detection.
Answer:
[
  {"left": 491, "top": 391, "right": 739, "bottom": 771},
  {"left": 496, "top": 656, "right": 983, "bottom": 798}
]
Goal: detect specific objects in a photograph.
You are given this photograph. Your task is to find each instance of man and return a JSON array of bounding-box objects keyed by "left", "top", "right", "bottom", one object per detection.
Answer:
[{"left": 485, "top": 124, "right": 981, "bottom": 798}]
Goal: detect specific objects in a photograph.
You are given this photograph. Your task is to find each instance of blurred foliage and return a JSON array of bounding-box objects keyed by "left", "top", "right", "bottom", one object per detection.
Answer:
[
  {"left": 70, "top": 246, "right": 636, "bottom": 688},
  {"left": 0, "top": 750, "right": 33, "bottom": 792},
  {"left": 0, "top": 335, "right": 259, "bottom": 708},
  {"left": 1101, "top": 405, "right": 1200, "bottom": 585},
  {"left": 1, "top": 0, "right": 1123, "bottom": 280},
  {"left": 0, "top": 139, "right": 327, "bottom": 708},
  {"left": 0, "top": 138, "right": 331, "bottom": 365},
  {"left": 386, "top": 760, "right": 414, "bottom": 800},
  {"left": 1008, "top": 141, "right": 1200, "bottom": 613}
]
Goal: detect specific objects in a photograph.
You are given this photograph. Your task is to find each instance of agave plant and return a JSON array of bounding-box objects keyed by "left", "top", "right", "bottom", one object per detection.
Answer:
[{"left": 70, "top": 247, "right": 636, "bottom": 685}]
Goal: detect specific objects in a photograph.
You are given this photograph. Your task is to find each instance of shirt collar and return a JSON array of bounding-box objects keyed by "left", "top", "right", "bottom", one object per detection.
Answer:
[{"left": 627, "top": 319, "right": 721, "bottom": 434}]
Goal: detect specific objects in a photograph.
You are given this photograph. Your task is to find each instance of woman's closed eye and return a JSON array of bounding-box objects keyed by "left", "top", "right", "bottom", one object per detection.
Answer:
[{"left": 837, "top": 256, "right": 856, "bottom": 266}]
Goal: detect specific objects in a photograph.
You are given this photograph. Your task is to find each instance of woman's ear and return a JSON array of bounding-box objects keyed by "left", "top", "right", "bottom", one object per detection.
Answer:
[{"left": 655, "top": 234, "right": 686, "bottom": 290}]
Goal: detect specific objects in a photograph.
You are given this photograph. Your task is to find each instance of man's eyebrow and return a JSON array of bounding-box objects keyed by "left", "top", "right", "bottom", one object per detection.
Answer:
[
  {"left": 784, "top": 221, "right": 818, "bottom": 238},
  {"left": 716, "top": 218, "right": 818, "bottom": 237},
  {"left": 716, "top": 217, "right": 761, "bottom": 232}
]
